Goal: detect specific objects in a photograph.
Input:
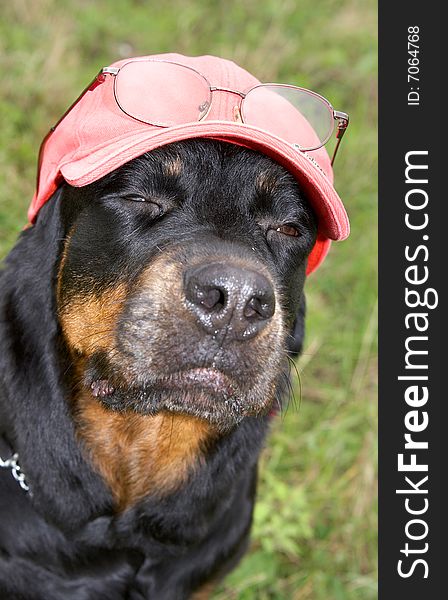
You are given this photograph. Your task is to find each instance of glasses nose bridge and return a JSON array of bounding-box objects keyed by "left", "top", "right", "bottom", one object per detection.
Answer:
[
  {"left": 209, "top": 86, "right": 246, "bottom": 99},
  {"left": 207, "top": 86, "right": 246, "bottom": 122}
]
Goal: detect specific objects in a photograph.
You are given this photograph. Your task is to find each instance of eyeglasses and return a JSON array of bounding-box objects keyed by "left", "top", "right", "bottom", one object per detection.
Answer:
[{"left": 37, "top": 59, "right": 349, "bottom": 192}]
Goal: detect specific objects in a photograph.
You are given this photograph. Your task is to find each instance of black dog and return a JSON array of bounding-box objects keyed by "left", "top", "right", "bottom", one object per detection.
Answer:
[{"left": 0, "top": 139, "right": 316, "bottom": 599}]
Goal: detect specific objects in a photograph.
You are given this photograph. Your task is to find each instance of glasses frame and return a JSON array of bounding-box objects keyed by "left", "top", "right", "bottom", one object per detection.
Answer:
[{"left": 36, "top": 60, "right": 349, "bottom": 193}]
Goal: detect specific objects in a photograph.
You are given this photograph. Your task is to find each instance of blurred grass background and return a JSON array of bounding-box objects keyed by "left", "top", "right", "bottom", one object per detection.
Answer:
[{"left": 0, "top": 0, "right": 377, "bottom": 598}]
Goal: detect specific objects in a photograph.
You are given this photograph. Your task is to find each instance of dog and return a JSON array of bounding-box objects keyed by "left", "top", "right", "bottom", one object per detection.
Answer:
[{"left": 0, "top": 54, "right": 349, "bottom": 599}]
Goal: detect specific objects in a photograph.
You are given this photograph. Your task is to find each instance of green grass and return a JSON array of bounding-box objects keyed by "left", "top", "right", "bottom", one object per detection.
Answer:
[{"left": 0, "top": 1, "right": 377, "bottom": 597}]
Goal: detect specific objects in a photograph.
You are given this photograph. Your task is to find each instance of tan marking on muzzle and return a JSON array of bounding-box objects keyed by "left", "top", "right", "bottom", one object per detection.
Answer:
[
  {"left": 56, "top": 224, "right": 129, "bottom": 355},
  {"left": 137, "top": 255, "right": 183, "bottom": 314},
  {"left": 58, "top": 284, "right": 128, "bottom": 355}
]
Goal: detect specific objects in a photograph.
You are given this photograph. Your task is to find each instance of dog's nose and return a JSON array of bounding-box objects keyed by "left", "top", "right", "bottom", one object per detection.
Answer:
[{"left": 184, "top": 263, "right": 275, "bottom": 340}]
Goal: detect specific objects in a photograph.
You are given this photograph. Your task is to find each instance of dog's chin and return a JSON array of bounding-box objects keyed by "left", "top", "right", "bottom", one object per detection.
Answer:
[{"left": 89, "top": 368, "right": 273, "bottom": 431}]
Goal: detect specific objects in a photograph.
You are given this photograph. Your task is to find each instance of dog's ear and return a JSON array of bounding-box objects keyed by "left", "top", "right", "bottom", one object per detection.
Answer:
[
  {"left": 286, "top": 294, "right": 306, "bottom": 357},
  {"left": 0, "top": 189, "right": 111, "bottom": 528}
]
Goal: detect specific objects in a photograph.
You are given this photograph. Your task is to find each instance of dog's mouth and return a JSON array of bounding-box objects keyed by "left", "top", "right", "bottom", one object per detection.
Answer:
[
  {"left": 86, "top": 361, "right": 271, "bottom": 429},
  {"left": 90, "top": 368, "right": 234, "bottom": 397},
  {"left": 162, "top": 368, "right": 236, "bottom": 395}
]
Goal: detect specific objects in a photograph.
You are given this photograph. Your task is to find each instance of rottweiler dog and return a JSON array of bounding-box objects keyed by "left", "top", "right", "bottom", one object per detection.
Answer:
[{"left": 0, "top": 139, "right": 316, "bottom": 599}]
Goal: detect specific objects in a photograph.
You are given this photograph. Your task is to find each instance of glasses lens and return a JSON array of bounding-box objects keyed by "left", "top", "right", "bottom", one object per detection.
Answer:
[
  {"left": 242, "top": 85, "right": 334, "bottom": 151},
  {"left": 114, "top": 61, "right": 212, "bottom": 127}
]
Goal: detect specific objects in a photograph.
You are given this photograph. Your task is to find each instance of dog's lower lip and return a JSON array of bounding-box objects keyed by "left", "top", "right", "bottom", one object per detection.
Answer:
[{"left": 165, "top": 368, "right": 235, "bottom": 394}]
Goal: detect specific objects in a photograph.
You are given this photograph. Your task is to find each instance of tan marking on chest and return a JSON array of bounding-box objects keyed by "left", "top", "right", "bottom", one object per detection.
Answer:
[{"left": 74, "top": 391, "right": 214, "bottom": 511}]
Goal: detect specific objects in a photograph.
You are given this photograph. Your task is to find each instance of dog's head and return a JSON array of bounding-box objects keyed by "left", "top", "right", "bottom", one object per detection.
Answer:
[
  {"left": 56, "top": 140, "right": 317, "bottom": 431},
  {"left": 27, "top": 53, "right": 350, "bottom": 435}
]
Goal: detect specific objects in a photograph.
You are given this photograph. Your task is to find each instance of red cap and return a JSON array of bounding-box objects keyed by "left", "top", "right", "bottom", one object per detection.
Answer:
[{"left": 29, "top": 53, "right": 349, "bottom": 273}]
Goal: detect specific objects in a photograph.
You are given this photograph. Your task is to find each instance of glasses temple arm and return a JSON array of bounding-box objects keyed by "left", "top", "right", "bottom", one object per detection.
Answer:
[{"left": 330, "top": 111, "right": 349, "bottom": 167}]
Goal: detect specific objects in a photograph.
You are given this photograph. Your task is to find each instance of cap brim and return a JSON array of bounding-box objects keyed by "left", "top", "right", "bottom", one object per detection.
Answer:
[{"left": 58, "top": 121, "right": 349, "bottom": 241}]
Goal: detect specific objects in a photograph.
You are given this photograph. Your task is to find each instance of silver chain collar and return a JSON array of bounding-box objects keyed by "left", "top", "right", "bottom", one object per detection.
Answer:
[{"left": 0, "top": 451, "right": 30, "bottom": 493}]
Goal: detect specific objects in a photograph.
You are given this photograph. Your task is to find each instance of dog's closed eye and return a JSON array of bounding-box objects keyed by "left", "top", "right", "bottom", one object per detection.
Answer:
[
  {"left": 123, "top": 195, "right": 150, "bottom": 203},
  {"left": 119, "top": 195, "right": 164, "bottom": 218}
]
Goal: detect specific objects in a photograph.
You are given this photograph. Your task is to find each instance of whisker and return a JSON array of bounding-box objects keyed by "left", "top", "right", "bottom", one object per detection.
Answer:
[{"left": 286, "top": 354, "right": 302, "bottom": 410}]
